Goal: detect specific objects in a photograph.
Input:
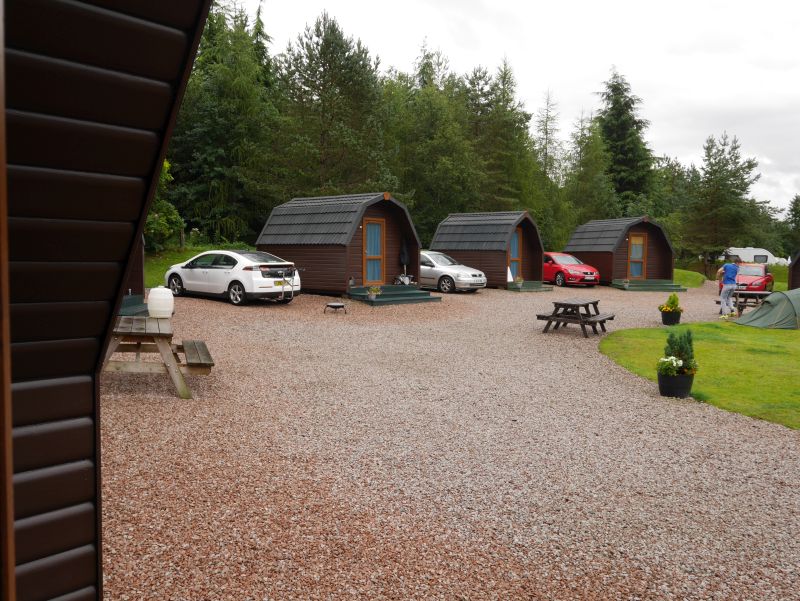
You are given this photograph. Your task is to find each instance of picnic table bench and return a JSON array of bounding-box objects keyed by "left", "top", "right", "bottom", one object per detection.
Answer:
[
  {"left": 103, "top": 316, "right": 213, "bottom": 399},
  {"left": 537, "top": 297, "right": 615, "bottom": 338},
  {"left": 715, "top": 290, "right": 771, "bottom": 316}
]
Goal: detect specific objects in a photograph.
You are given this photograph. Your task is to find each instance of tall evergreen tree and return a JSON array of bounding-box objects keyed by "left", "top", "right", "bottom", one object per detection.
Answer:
[
  {"left": 783, "top": 194, "right": 800, "bottom": 255},
  {"left": 561, "top": 114, "right": 618, "bottom": 226},
  {"left": 167, "top": 3, "right": 275, "bottom": 241},
  {"left": 533, "top": 91, "right": 563, "bottom": 184},
  {"left": 680, "top": 133, "right": 759, "bottom": 274},
  {"left": 596, "top": 70, "right": 653, "bottom": 215},
  {"left": 275, "top": 12, "right": 392, "bottom": 195}
]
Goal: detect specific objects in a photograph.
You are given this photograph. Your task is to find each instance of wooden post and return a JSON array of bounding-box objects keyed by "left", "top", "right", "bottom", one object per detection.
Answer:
[{"left": 0, "top": 3, "right": 17, "bottom": 596}]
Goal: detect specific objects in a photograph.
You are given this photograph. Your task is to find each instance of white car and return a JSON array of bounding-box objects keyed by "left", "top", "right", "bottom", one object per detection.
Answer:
[
  {"left": 419, "top": 250, "right": 487, "bottom": 293},
  {"left": 165, "top": 250, "right": 301, "bottom": 305}
]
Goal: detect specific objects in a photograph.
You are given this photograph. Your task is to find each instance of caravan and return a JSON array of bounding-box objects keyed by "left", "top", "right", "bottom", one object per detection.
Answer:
[{"left": 722, "top": 247, "right": 790, "bottom": 266}]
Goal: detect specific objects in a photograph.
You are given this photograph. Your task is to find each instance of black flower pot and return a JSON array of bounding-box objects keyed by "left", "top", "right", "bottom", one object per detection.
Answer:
[
  {"left": 660, "top": 310, "right": 681, "bottom": 326},
  {"left": 657, "top": 373, "right": 694, "bottom": 398}
]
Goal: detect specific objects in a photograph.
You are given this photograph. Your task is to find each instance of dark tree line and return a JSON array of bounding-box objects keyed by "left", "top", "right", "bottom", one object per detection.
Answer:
[{"left": 159, "top": 3, "right": 799, "bottom": 262}]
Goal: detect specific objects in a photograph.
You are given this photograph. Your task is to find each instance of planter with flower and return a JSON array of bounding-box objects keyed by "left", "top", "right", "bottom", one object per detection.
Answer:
[
  {"left": 514, "top": 275, "right": 524, "bottom": 289},
  {"left": 366, "top": 285, "right": 382, "bottom": 301},
  {"left": 658, "top": 293, "right": 683, "bottom": 325},
  {"left": 657, "top": 329, "right": 698, "bottom": 398}
]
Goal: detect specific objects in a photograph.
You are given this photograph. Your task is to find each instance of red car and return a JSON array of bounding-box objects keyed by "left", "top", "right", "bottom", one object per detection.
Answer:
[
  {"left": 543, "top": 252, "right": 600, "bottom": 287},
  {"left": 718, "top": 262, "right": 774, "bottom": 293}
]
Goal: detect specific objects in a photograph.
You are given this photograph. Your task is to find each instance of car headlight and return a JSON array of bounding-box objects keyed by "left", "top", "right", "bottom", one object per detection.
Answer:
[
  {"left": 568, "top": 269, "right": 582, "bottom": 275},
  {"left": 456, "top": 273, "right": 472, "bottom": 280}
]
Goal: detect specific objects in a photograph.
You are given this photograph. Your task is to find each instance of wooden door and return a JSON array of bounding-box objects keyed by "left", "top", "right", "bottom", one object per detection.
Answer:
[
  {"left": 628, "top": 233, "right": 647, "bottom": 279},
  {"left": 508, "top": 227, "right": 522, "bottom": 279},
  {"left": 363, "top": 218, "right": 385, "bottom": 285}
]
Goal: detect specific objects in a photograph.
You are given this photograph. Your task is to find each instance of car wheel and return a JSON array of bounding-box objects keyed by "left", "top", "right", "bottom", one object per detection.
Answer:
[
  {"left": 228, "top": 281, "right": 247, "bottom": 305},
  {"left": 438, "top": 276, "right": 455, "bottom": 293},
  {"left": 168, "top": 274, "right": 184, "bottom": 296},
  {"left": 554, "top": 272, "right": 566, "bottom": 287}
]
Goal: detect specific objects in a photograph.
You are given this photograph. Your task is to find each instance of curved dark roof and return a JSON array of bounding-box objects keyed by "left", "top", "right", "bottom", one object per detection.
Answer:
[
  {"left": 563, "top": 216, "right": 674, "bottom": 254},
  {"left": 429, "top": 211, "right": 542, "bottom": 252},
  {"left": 256, "top": 192, "right": 420, "bottom": 246}
]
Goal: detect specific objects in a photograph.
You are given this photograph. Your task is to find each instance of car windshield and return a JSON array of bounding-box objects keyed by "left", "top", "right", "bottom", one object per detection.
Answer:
[
  {"left": 738, "top": 265, "right": 764, "bottom": 276},
  {"left": 238, "top": 251, "right": 285, "bottom": 263},
  {"left": 553, "top": 254, "right": 583, "bottom": 265},
  {"left": 429, "top": 253, "right": 459, "bottom": 266}
]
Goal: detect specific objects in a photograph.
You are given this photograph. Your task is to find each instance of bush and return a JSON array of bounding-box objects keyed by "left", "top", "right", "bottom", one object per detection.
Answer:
[
  {"left": 658, "top": 329, "right": 698, "bottom": 375},
  {"left": 144, "top": 198, "right": 185, "bottom": 252},
  {"left": 658, "top": 293, "right": 683, "bottom": 313}
]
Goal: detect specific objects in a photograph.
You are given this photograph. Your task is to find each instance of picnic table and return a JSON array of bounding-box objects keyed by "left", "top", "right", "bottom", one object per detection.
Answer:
[
  {"left": 716, "top": 290, "right": 771, "bottom": 316},
  {"left": 103, "top": 316, "right": 213, "bottom": 399},
  {"left": 537, "top": 297, "right": 615, "bottom": 338}
]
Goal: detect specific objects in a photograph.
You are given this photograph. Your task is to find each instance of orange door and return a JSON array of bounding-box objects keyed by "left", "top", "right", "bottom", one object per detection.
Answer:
[{"left": 509, "top": 227, "right": 522, "bottom": 279}]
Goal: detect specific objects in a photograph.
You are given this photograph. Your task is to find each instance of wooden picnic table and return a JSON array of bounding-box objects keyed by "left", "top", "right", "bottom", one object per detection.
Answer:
[
  {"left": 103, "top": 316, "right": 213, "bottom": 399},
  {"left": 716, "top": 290, "right": 771, "bottom": 316},
  {"left": 536, "top": 297, "right": 615, "bottom": 338}
]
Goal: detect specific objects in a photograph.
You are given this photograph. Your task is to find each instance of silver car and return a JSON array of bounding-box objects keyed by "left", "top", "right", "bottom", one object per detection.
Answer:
[{"left": 419, "top": 250, "right": 487, "bottom": 293}]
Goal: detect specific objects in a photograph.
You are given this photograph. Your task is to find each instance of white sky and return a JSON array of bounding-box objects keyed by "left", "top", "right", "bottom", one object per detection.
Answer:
[{"left": 244, "top": 0, "right": 800, "bottom": 212}]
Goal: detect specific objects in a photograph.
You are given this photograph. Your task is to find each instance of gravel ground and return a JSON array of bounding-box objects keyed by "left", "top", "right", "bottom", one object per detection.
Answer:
[{"left": 101, "top": 282, "right": 800, "bottom": 600}]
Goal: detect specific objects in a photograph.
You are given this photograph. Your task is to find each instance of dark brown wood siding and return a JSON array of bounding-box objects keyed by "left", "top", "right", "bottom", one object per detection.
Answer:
[
  {"left": 259, "top": 200, "right": 420, "bottom": 294},
  {"left": 566, "top": 252, "right": 614, "bottom": 284},
  {"left": 258, "top": 244, "right": 347, "bottom": 294},
  {"left": 612, "top": 223, "right": 673, "bottom": 280},
  {"left": 125, "top": 237, "right": 145, "bottom": 295},
  {"left": 789, "top": 258, "right": 799, "bottom": 290},
  {"left": 436, "top": 250, "right": 507, "bottom": 288},
  {"left": 3, "top": 2, "right": 210, "bottom": 600},
  {"left": 1, "top": 7, "right": 17, "bottom": 596}
]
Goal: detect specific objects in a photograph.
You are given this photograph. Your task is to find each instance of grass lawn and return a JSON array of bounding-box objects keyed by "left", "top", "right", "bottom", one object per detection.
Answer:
[
  {"left": 144, "top": 244, "right": 254, "bottom": 288},
  {"left": 673, "top": 268, "right": 705, "bottom": 288},
  {"left": 600, "top": 322, "right": 800, "bottom": 429}
]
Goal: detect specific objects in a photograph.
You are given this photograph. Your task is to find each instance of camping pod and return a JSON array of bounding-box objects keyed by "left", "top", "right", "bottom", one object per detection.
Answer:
[
  {"left": 790, "top": 253, "right": 799, "bottom": 290},
  {"left": 429, "top": 211, "right": 544, "bottom": 288},
  {"left": 256, "top": 193, "right": 421, "bottom": 294},
  {"left": 1, "top": 1, "right": 212, "bottom": 599},
  {"left": 563, "top": 217, "right": 676, "bottom": 286}
]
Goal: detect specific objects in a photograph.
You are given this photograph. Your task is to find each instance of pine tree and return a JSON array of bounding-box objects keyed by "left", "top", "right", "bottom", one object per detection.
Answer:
[{"left": 596, "top": 69, "right": 653, "bottom": 215}]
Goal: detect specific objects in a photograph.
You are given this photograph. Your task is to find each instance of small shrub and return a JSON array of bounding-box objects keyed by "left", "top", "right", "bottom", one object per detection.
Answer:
[
  {"left": 658, "top": 293, "right": 683, "bottom": 313},
  {"left": 657, "top": 329, "right": 698, "bottom": 375}
]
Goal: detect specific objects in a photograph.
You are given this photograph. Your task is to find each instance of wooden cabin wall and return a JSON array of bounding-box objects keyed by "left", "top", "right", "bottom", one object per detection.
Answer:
[
  {"left": 567, "top": 251, "right": 614, "bottom": 284},
  {"left": 520, "top": 221, "right": 543, "bottom": 281},
  {"left": 256, "top": 244, "right": 347, "bottom": 295},
  {"left": 348, "top": 203, "right": 420, "bottom": 287},
  {"left": 436, "top": 250, "right": 507, "bottom": 288},
  {"left": 4, "top": 1, "right": 211, "bottom": 599},
  {"left": 612, "top": 223, "right": 673, "bottom": 280},
  {"left": 789, "top": 258, "right": 799, "bottom": 290}
]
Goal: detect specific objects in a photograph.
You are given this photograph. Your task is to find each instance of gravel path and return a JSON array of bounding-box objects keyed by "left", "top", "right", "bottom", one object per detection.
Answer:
[{"left": 101, "top": 283, "right": 800, "bottom": 600}]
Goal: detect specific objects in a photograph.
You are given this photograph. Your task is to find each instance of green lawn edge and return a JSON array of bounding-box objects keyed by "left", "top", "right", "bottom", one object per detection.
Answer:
[
  {"left": 599, "top": 322, "right": 800, "bottom": 429},
  {"left": 673, "top": 268, "right": 705, "bottom": 288}
]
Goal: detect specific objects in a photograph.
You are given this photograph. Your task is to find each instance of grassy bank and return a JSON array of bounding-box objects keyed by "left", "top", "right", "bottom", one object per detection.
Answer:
[
  {"left": 144, "top": 244, "right": 254, "bottom": 288},
  {"left": 673, "top": 268, "right": 705, "bottom": 288},
  {"left": 600, "top": 322, "right": 800, "bottom": 429}
]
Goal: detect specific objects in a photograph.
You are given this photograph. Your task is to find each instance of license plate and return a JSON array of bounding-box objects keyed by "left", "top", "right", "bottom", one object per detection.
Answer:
[
  {"left": 275, "top": 280, "right": 289, "bottom": 286},
  {"left": 585, "top": 275, "right": 595, "bottom": 280}
]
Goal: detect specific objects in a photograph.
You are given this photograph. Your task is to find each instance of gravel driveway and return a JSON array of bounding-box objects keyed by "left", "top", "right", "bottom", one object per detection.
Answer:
[{"left": 101, "top": 283, "right": 800, "bottom": 600}]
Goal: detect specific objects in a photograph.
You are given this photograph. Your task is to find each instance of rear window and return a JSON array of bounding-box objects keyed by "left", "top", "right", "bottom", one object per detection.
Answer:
[
  {"left": 553, "top": 254, "right": 583, "bottom": 265},
  {"left": 738, "top": 265, "right": 764, "bottom": 276},
  {"left": 753, "top": 255, "right": 768, "bottom": 263},
  {"left": 238, "top": 251, "right": 286, "bottom": 263}
]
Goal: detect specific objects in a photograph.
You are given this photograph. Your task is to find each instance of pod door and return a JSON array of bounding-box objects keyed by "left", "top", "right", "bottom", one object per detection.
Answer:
[
  {"left": 363, "top": 218, "right": 385, "bottom": 285},
  {"left": 628, "top": 233, "right": 647, "bottom": 279},
  {"left": 508, "top": 227, "right": 522, "bottom": 279}
]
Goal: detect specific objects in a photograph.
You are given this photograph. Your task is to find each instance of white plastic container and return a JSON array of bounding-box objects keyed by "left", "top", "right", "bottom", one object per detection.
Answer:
[{"left": 147, "top": 286, "right": 174, "bottom": 318}]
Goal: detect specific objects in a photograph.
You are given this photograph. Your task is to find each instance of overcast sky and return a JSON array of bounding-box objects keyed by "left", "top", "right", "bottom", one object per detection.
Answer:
[{"left": 244, "top": 0, "right": 799, "bottom": 212}]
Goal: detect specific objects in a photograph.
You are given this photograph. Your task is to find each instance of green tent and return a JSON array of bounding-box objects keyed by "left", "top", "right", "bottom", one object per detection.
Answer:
[{"left": 736, "top": 290, "right": 800, "bottom": 329}]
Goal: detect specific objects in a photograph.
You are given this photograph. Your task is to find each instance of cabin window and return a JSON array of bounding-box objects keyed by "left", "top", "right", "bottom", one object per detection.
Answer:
[
  {"left": 509, "top": 227, "right": 522, "bottom": 279},
  {"left": 363, "top": 218, "right": 385, "bottom": 284},
  {"left": 753, "top": 255, "right": 768, "bottom": 263},
  {"left": 628, "top": 234, "right": 647, "bottom": 279}
]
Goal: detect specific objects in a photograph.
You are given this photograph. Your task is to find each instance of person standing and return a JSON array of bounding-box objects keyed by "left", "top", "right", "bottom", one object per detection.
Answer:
[{"left": 717, "top": 257, "right": 742, "bottom": 318}]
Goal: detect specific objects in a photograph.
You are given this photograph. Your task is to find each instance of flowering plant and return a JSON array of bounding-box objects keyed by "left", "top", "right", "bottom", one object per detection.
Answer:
[
  {"left": 657, "top": 330, "right": 698, "bottom": 375},
  {"left": 658, "top": 293, "right": 683, "bottom": 313},
  {"left": 514, "top": 275, "right": 524, "bottom": 284},
  {"left": 367, "top": 285, "right": 382, "bottom": 296}
]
